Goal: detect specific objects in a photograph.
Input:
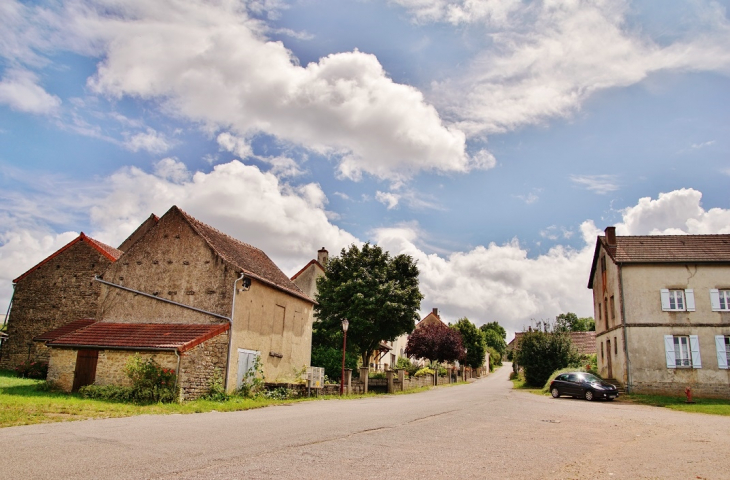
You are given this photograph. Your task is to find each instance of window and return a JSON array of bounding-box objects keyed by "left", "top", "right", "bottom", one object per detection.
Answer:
[
  {"left": 660, "top": 289, "right": 695, "bottom": 312},
  {"left": 610, "top": 296, "right": 616, "bottom": 320},
  {"left": 710, "top": 289, "right": 730, "bottom": 312},
  {"left": 716, "top": 336, "right": 730, "bottom": 369},
  {"left": 598, "top": 302, "right": 602, "bottom": 321},
  {"left": 664, "top": 335, "right": 701, "bottom": 369},
  {"left": 604, "top": 300, "right": 609, "bottom": 329},
  {"left": 614, "top": 336, "right": 618, "bottom": 355},
  {"left": 601, "top": 342, "right": 604, "bottom": 360}
]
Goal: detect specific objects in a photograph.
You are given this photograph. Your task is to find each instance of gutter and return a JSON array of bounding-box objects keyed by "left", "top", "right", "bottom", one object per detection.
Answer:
[
  {"left": 224, "top": 273, "right": 246, "bottom": 391},
  {"left": 618, "top": 263, "right": 632, "bottom": 394},
  {"left": 3, "top": 284, "right": 15, "bottom": 327}
]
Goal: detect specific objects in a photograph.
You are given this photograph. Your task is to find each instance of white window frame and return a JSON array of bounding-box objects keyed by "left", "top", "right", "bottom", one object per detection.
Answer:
[
  {"left": 716, "top": 335, "right": 729, "bottom": 370},
  {"left": 660, "top": 289, "right": 695, "bottom": 312},
  {"left": 664, "top": 334, "right": 701, "bottom": 369},
  {"left": 710, "top": 289, "right": 730, "bottom": 312}
]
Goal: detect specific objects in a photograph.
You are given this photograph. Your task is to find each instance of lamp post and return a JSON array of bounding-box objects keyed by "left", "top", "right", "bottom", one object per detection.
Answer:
[{"left": 340, "top": 318, "right": 349, "bottom": 396}]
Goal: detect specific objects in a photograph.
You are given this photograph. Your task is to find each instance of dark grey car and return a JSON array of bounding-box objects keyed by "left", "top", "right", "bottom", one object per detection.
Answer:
[{"left": 549, "top": 372, "right": 618, "bottom": 401}]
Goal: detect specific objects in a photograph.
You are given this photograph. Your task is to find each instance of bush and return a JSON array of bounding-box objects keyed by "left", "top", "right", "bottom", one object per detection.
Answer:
[
  {"left": 486, "top": 346, "right": 501, "bottom": 371},
  {"left": 14, "top": 360, "right": 49, "bottom": 379},
  {"left": 310, "top": 345, "right": 358, "bottom": 381},
  {"left": 234, "top": 355, "right": 265, "bottom": 398},
  {"left": 261, "top": 386, "right": 294, "bottom": 400},
  {"left": 79, "top": 384, "right": 135, "bottom": 401},
  {"left": 369, "top": 371, "right": 386, "bottom": 379},
  {"left": 414, "top": 367, "right": 434, "bottom": 377},
  {"left": 203, "top": 368, "right": 229, "bottom": 401},
  {"left": 514, "top": 329, "right": 580, "bottom": 387},
  {"left": 394, "top": 356, "right": 420, "bottom": 377},
  {"left": 124, "top": 354, "right": 178, "bottom": 403}
]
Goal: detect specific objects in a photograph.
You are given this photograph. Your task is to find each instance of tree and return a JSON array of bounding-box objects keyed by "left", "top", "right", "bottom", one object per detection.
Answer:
[
  {"left": 452, "top": 318, "right": 487, "bottom": 369},
  {"left": 405, "top": 322, "right": 465, "bottom": 364},
  {"left": 555, "top": 312, "right": 595, "bottom": 332},
  {"left": 514, "top": 329, "right": 580, "bottom": 387},
  {"left": 480, "top": 321, "right": 506, "bottom": 340},
  {"left": 314, "top": 243, "right": 423, "bottom": 365},
  {"left": 482, "top": 329, "right": 506, "bottom": 365}
]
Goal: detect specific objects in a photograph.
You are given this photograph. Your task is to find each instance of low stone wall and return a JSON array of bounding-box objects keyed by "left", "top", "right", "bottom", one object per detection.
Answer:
[{"left": 179, "top": 333, "right": 228, "bottom": 401}]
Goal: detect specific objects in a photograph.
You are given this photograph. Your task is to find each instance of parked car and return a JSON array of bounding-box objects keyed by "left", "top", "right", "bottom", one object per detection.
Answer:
[{"left": 549, "top": 372, "right": 618, "bottom": 401}]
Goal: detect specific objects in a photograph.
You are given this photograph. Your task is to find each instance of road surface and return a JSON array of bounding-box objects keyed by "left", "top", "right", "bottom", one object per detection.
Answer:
[{"left": 1, "top": 364, "right": 729, "bottom": 479}]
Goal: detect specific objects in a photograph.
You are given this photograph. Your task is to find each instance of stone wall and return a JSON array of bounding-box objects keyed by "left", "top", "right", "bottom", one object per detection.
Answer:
[
  {"left": 47, "top": 349, "right": 77, "bottom": 391},
  {"left": 1, "top": 240, "right": 114, "bottom": 370},
  {"left": 632, "top": 381, "right": 730, "bottom": 399},
  {"left": 179, "top": 333, "right": 229, "bottom": 400}
]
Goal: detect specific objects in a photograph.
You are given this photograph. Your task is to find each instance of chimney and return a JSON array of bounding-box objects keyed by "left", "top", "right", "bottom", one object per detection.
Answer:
[
  {"left": 317, "top": 247, "right": 328, "bottom": 266},
  {"left": 604, "top": 226, "right": 616, "bottom": 246},
  {"left": 432, "top": 308, "right": 439, "bottom": 317}
]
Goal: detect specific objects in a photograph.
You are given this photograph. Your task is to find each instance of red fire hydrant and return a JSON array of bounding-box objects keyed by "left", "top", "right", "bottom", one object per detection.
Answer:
[{"left": 685, "top": 386, "right": 694, "bottom": 404}]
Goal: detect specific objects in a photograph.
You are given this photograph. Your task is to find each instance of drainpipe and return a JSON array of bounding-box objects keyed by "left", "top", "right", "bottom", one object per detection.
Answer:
[
  {"left": 618, "top": 263, "right": 632, "bottom": 394},
  {"left": 174, "top": 349, "right": 182, "bottom": 402},
  {"left": 4, "top": 284, "right": 15, "bottom": 326},
  {"left": 224, "top": 273, "right": 246, "bottom": 391}
]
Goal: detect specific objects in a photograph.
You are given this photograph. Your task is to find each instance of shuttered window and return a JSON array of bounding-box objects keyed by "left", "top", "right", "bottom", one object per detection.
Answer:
[
  {"left": 710, "top": 290, "right": 730, "bottom": 311},
  {"left": 716, "top": 336, "right": 729, "bottom": 370},
  {"left": 660, "top": 289, "right": 695, "bottom": 312},
  {"left": 664, "top": 335, "right": 701, "bottom": 369}
]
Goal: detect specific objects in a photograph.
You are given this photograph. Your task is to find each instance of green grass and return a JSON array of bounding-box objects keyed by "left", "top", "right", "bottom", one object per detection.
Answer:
[
  {"left": 622, "top": 393, "right": 730, "bottom": 416},
  {"left": 509, "top": 374, "right": 544, "bottom": 395},
  {"left": 0, "top": 370, "right": 378, "bottom": 428}
]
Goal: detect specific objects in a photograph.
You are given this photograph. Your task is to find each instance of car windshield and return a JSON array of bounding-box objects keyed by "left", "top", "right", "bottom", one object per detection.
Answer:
[{"left": 580, "top": 373, "right": 602, "bottom": 383}]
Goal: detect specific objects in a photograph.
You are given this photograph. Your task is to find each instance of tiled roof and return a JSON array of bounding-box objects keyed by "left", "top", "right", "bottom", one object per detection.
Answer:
[
  {"left": 34, "top": 319, "right": 98, "bottom": 342},
  {"left": 47, "top": 322, "right": 229, "bottom": 353},
  {"left": 174, "top": 207, "right": 314, "bottom": 304},
  {"left": 14, "top": 233, "right": 123, "bottom": 283},
  {"left": 588, "top": 233, "right": 730, "bottom": 288}
]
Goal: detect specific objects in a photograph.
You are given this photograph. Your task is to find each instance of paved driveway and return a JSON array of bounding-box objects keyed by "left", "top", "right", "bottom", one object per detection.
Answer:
[{"left": 1, "top": 365, "right": 728, "bottom": 479}]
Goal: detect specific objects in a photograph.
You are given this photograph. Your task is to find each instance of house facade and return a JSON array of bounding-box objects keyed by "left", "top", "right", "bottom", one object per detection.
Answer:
[
  {"left": 44, "top": 206, "right": 315, "bottom": 400},
  {"left": 588, "top": 226, "right": 730, "bottom": 397},
  {"left": 0, "top": 233, "right": 123, "bottom": 370}
]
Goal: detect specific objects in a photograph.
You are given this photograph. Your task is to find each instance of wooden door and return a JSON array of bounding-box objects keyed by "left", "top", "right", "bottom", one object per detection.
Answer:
[
  {"left": 606, "top": 340, "right": 613, "bottom": 379},
  {"left": 72, "top": 350, "right": 99, "bottom": 391}
]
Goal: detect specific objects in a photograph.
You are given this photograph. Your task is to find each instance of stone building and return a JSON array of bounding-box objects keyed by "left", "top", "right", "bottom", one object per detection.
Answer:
[
  {"left": 588, "top": 226, "right": 730, "bottom": 397},
  {"left": 290, "top": 248, "right": 328, "bottom": 300},
  {"left": 43, "top": 206, "right": 315, "bottom": 400},
  {"left": 0, "top": 233, "right": 123, "bottom": 369}
]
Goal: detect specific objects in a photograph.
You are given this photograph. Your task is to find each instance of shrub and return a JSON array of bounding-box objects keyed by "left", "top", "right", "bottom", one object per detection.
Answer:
[
  {"left": 124, "top": 354, "right": 178, "bottom": 403},
  {"left": 234, "top": 355, "right": 265, "bottom": 398},
  {"left": 203, "top": 368, "right": 229, "bottom": 401},
  {"left": 261, "top": 387, "right": 294, "bottom": 400},
  {"left": 369, "top": 371, "right": 386, "bottom": 379},
  {"left": 79, "top": 384, "right": 135, "bottom": 401},
  {"left": 514, "top": 329, "right": 580, "bottom": 387},
  {"left": 14, "top": 360, "right": 49, "bottom": 379},
  {"left": 414, "top": 367, "right": 434, "bottom": 377},
  {"left": 394, "top": 357, "right": 420, "bottom": 377},
  {"left": 310, "top": 345, "right": 358, "bottom": 381}
]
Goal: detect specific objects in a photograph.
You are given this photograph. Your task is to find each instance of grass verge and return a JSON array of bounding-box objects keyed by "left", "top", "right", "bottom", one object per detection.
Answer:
[
  {"left": 621, "top": 393, "right": 730, "bottom": 416},
  {"left": 1, "top": 370, "right": 381, "bottom": 428},
  {"left": 509, "top": 374, "right": 544, "bottom": 395}
]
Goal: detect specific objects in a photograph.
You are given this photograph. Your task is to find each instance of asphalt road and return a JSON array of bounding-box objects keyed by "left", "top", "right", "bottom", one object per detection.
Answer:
[{"left": 2, "top": 365, "right": 729, "bottom": 480}]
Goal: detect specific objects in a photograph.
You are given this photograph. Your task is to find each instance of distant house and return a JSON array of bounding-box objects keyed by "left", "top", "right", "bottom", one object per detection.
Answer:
[
  {"left": 291, "top": 248, "right": 328, "bottom": 301},
  {"left": 0, "top": 233, "right": 123, "bottom": 370},
  {"left": 588, "top": 226, "right": 730, "bottom": 397},
  {"left": 43, "top": 206, "right": 315, "bottom": 400}
]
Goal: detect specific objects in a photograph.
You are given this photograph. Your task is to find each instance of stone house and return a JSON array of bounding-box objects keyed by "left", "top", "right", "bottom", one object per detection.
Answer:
[
  {"left": 588, "top": 226, "right": 730, "bottom": 397},
  {"left": 0, "top": 233, "right": 123, "bottom": 370},
  {"left": 44, "top": 206, "right": 315, "bottom": 400},
  {"left": 290, "top": 248, "right": 328, "bottom": 300}
]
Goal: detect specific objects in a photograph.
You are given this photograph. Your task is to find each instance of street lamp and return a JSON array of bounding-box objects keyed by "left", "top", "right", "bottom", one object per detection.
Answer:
[{"left": 340, "top": 319, "right": 349, "bottom": 396}]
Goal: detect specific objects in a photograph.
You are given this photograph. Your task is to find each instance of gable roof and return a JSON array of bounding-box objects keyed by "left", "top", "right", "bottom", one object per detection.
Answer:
[
  {"left": 290, "top": 259, "right": 325, "bottom": 281},
  {"left": 118, "top": 213, "right": 159, "bottom": 252},
  {"left": 588, "top": 233, "right": 730, "bottom": 288},
  {"left": 46, "top": 322, "right": 229, "bottom": 353},
  {"left": 14, "top": 233, "right": 123, "bottom": 283},
  {"left": 171, "top": 206, "right": 314, "bottom": 304},
  {"left": 34, "top": 319, "right": 98, "bottom": 342}
]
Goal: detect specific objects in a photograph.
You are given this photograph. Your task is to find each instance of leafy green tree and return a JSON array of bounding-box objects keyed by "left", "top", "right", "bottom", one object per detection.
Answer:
[
  {"left": 555, "top": 312, "right": 595, "bottom": 332},
  {"left": 480, "top": 321, "right": 506, "bottom": 340},
  {"left": 311, "top": 345, "right": 359, "bottom": 381},
  {"left": 514, "top": 329, "right": 580, "bottom": 387},
  {"left": 482, "top": 328, "right": 507, "bottom": 362},
  {"left": 405, "top": 322, "right": 465, "bottom": 364},
  {"left": 314, "top": 243, "right": 423, "bottom": 365},
  {"left": 452, "top": 318, "right": 487, "bottom": 369}
]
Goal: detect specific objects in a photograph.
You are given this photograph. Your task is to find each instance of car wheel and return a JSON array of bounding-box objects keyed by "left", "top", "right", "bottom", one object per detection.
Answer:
[
  {"left": 551, "top": 387, "right": 560, "bottom": 398},
  {"left": 584, "top": 390, "right": 594, "bottom": 401}
]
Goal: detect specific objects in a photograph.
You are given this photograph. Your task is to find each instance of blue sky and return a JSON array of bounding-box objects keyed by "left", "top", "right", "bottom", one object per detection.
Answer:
[{"left": 1, "top": 0, "right": 729, "bottom": 338}]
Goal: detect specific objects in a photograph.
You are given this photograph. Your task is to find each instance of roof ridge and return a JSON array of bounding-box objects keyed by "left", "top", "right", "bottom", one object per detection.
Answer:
[{"left": 176, "top": 206, "right": 267, "bottom": 256}]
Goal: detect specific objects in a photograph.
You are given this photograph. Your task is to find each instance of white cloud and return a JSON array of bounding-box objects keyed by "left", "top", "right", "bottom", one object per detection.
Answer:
[
  {"left": 690, "top": 140, "right": 715, "bottom": 149},
  {"left": 570, "top": 174, "right": 620, "bottom": 194},
  {"left": 153, "top": 158, "right": 191, "bottom": 184},
  {"left": 0, "top": 68, "right": 61, "bottom": 114},
  {"left": 125, "top": 128, "right": 171, "bottom": 154},
  {"left": 4, "top": 0, "right": 482, "bottom": 182},
  {"left": 399, "top": 0, "right": 730, "bottom": 135},
  {"left": 217, "top": 132, "right": 303, "bottom": 177},
  {"left": 376, "top": 191, "right": 401, "bottom": 209}
]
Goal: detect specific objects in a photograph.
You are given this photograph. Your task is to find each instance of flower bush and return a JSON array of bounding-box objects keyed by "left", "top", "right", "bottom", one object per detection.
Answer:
[
  {"left": 14, "top": 360, "right": 49, "bottom": 379},
  {"left": 124, "top": 355, "right": 177, "bottom": 403}
]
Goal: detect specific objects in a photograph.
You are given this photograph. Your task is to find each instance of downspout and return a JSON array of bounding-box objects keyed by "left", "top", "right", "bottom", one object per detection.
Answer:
[
  {"left": 618, "top": 263, "right": 632, "bottom": 394},
  {"left": 224, "top": 273, "right": 246, "bottom": 391},
  {"left": 4, "top": 284, "right": 15, "bottom": 326},
  {"left": 174, "top": 350, "right": 182, "bottom": 402}
]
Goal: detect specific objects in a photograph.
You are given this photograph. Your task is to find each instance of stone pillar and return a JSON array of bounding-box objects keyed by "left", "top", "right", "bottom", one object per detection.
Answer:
[
  {"left": 397, "top": 368, "right": 405, "bottom": 392},
  {"left": 344, "top": 368, "right": 352, "bottom": 395},
  {"left": 360, "top": 366, "right": 369, "bottom": 394},
  {"left": 387, "top": 369, "right": 394, "bottom": 394}
]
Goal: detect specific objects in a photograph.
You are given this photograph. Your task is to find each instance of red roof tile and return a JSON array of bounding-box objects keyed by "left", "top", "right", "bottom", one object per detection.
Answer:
[
  {"left": 174, "top": 207, "right": 314, "bottom": 304},
  {"left": 34, "top": 319, "right": 98, "bottom": 342},
  {"left": 589, "top": 233, "right": 730, "bottom": 288},
  {"left": 14, "top": 233, "right": 123, "bottom": 283},
  {"left": 47, "top": 322, "right": 229, "bottom": 353}
]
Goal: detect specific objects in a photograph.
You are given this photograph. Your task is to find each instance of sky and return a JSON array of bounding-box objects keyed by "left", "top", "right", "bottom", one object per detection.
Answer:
[{"left": 1, "top": 0, "right": 729, "bottom": 340}]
